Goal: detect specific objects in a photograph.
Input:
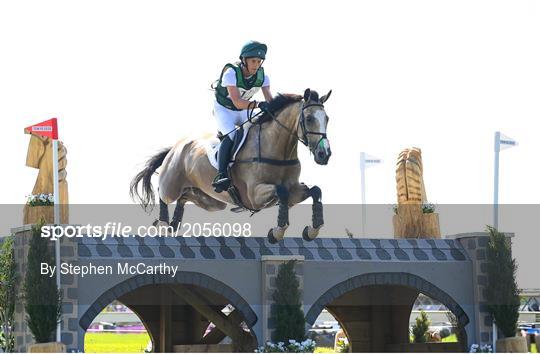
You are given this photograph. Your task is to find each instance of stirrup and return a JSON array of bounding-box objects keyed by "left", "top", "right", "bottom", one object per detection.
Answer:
[{"left": 212, "top": 174, "right": 230, "bottom": 193}]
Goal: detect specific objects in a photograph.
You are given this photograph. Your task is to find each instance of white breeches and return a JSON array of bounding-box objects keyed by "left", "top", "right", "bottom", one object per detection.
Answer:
[{"left": 213, "top": 100, "right": 249, "bottom": 139}]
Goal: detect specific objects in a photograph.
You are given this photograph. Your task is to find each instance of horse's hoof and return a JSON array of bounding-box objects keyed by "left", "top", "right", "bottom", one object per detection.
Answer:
[
  {"left": 153, "top": 220, "right": 169, "bottom": 227},
  {"left": 267, "top": 229, "right": 278, "bottom": 244},
  {"left": 302, "top": 226, "right": 312, "bottom": 241},
  {"left": 170, "top": 220, "right": 180, "bottom": 230},
  {"left": 302, "top": 225, "right": 321, "bottom": 241}
]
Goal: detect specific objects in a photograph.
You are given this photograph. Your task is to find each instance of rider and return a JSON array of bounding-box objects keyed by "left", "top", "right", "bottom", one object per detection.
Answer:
[{"left": 212, "top": 40, "right": 273, "bottom": 193}]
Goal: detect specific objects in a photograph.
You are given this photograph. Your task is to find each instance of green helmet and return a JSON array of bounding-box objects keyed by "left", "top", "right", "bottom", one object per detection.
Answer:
[{"left": 240, "top": 41, "right": 267, "bottom": 59}]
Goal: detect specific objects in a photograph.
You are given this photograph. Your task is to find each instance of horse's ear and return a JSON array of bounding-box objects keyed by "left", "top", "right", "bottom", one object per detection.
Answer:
[
  {"left": 320, "top": 89, "right": 332, "bottom": 104},
  {"left": 303, "top": 88, "right": 311, "bottom": 101}
]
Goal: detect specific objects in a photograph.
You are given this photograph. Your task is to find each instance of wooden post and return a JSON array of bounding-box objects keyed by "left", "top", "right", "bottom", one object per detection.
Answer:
[
  {"left": 393, "top": 147, "right": 441, "bottom": 238},
  {"left": 168, "top": 285, "right": 255, "bottom": 352}
]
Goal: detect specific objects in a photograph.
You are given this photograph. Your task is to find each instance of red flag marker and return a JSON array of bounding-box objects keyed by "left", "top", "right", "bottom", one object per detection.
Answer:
[{"left": 24, "top": 117, "right": 59, "bottom": 140}]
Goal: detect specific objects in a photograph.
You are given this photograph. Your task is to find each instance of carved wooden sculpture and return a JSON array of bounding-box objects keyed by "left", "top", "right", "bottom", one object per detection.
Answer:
[
  {"left": 23, "top": 133, "right": 69, "bottom": 224},
  {"left": 393, "top": 147, "right": 440, "bottom": 238}
]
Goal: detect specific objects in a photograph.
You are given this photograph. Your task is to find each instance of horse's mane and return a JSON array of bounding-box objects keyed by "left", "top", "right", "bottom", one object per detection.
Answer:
[{"left": 260, "top": 93, "right": 303, "bottom": 123}]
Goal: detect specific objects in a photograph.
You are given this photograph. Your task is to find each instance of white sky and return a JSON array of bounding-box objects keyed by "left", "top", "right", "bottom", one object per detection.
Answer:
[{"left": 1, "top": 0, "right": 539, "bottom": 206}]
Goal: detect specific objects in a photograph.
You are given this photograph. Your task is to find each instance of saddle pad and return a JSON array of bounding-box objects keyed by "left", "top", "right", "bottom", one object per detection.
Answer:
[{"left": 206, "top": 123, "right": 252, "bottom": 170}]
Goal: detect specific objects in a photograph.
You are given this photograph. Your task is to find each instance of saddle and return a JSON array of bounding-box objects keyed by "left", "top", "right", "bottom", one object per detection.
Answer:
[
  {"left": 206, "top": 125, "right": 256, "bottom": 213},
  {"left": 206, "top": 124, "right": 251, "bottom": 171}
]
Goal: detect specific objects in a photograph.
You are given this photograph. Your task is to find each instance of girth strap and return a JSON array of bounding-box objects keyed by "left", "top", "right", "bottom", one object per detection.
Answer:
[{"left": 234, "top": 157, "right": 300, "bottom": 166}]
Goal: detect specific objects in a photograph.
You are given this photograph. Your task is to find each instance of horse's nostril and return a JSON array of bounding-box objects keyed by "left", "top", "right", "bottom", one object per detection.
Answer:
[{"left": 317, "top": 151, "right": 325, "bottom": 159}]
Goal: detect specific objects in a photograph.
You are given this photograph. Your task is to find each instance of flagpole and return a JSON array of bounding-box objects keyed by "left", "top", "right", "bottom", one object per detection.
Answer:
[
  {"left": 493, "top": 131, "right": 500, "bottom": 230},
  {"left": 492, "top": 131, "right": 518, "bottom": 350},
  {"left": 360, "top": 152, "right": 366, "bottom": 237},
  {"left": 52, "top": 137, "right": 61, "bottom": 343},
  {"left": 492, "top": 131, "right": 501, "bottom": 351}
]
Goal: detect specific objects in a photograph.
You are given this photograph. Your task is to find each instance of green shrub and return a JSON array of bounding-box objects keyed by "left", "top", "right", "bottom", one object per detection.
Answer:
[
  {"left": 485, "top": 226, "right": 520, "bottom": 338},
  {"left": 24, "top": 222, "right": 62, "bottom": 343},
  {"left": 0, "top": 236, "right": 16, "bottom": 352},
  {"left": 271, "top": 260, "right": 306, "bottom": 343},
  {"left": 411, "top": 310, "right": 430, "bottom": 343},
  {"left": 439, "top": 328, "right": 451, "bottom": 339}
]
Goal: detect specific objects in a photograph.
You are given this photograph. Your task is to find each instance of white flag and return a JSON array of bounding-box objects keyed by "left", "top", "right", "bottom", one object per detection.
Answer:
[
  {"left": 499, "top": 132, "right": 518, "bottom": 150},
  {"left": 360, "top": 152, "right": 382, "bottom": 169}
]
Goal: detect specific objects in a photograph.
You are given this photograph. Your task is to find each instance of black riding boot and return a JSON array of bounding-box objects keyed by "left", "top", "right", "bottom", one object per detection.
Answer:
[{"left": 212, "top": 136, "right": 234, "bottom": 193}]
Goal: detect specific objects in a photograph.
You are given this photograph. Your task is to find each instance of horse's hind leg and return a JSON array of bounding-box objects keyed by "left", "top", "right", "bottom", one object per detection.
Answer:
[
  {"left": 153, "top": 197, "right": 170, "bottom": 227},
  {"left": 169, "top": 202, "right": 185, "bottom": 231}
]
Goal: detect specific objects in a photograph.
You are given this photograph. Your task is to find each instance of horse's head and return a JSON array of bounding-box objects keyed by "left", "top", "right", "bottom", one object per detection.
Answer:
[{"left": 299, "top": 88, "right": 332, "bottom": 165}]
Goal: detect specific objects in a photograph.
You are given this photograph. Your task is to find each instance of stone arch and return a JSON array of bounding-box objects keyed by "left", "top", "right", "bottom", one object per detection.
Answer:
[
  {"left": 306, "top": 272, "right": 469, "bottom": 351},
  {"left": 306, "top": 272, "right": 469, "bottom": 326},
  {"left": 79, "top": 271, "right": 258, "bottom": 346}
]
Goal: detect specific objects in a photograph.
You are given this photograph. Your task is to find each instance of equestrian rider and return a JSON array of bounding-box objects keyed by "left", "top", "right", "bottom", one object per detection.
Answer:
[{"left": 212, "top": 40, "right": 273, "bottom": 193}]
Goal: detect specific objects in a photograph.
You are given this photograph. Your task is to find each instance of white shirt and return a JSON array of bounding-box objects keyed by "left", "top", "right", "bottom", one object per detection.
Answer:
[{"left": 219, "top": 67, "right": 269, "bottom": 101}]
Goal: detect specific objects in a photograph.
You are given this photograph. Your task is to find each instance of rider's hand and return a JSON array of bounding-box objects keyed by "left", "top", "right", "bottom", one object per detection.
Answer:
[{"left": 257, "top": 101, "right": 270, "bottom": 113}]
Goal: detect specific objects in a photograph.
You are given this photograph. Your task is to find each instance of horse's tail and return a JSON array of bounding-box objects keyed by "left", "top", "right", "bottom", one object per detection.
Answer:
[{"left": 129, "top": 147, "right": 171, "bottom": 212}]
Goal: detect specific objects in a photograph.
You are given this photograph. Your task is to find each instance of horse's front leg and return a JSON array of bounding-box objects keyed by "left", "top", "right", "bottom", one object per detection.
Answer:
[
  {"left": 303, "top": 186, "right": 324, "bottom": 241},
  {"left": 249, "top": 184, "right": 289, "bottom": 244}
]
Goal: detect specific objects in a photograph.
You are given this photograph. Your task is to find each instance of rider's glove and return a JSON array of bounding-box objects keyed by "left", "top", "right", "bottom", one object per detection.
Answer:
[{"left": 257, "top": 101, "right": 270, "bottom": 113}]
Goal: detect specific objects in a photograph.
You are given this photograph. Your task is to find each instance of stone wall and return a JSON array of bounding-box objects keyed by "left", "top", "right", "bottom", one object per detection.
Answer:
[
  {"left": 452, "top": 232, "right": 514, "bottom": 347},
  {"left": 6, "top": 229, "right": 495, "bottom": 352}
]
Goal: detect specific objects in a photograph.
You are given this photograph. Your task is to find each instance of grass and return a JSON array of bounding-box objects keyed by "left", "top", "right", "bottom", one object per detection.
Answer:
[
  {"left": 84, "top": 332, "right": 533, "bottom": 353},
  {"left": 85, "top": 332, "right": 151, "bottom": 353},
  {"left": 441, "top": 334, "right": 458, "bottom": 342}
]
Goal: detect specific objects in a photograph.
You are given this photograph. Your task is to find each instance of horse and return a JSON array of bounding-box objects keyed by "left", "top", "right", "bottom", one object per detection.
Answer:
[{"left": 130, "top": 88, "right": 332, "bottom": 243}]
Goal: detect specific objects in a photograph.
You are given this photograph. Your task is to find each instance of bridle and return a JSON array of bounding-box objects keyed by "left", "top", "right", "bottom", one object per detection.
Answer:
[
  {"left": 250, "top": 100, "right": 328, "bottom": 152},
  {"left": 298, "top": 102, "right": 327, "bottom": 149}
]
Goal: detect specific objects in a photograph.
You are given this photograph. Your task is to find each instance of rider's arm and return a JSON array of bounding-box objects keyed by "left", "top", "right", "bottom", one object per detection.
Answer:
[
  {"left": 262, "top": 86, "right": 273, "bottom": 102},
  {"left": 227, "top": 86, "right": 258, "bottom": 110}
]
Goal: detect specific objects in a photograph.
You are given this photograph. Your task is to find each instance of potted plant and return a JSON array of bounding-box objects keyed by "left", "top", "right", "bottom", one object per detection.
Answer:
[
  {"left": 484, "top": 226, "right": 527, "bottom": 352},
  {"left": 23, "top": 193, "right": 55, "bottom": 225}
]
